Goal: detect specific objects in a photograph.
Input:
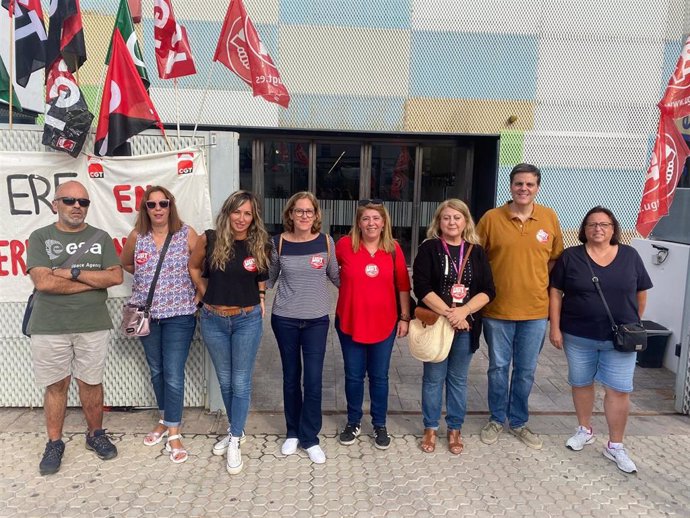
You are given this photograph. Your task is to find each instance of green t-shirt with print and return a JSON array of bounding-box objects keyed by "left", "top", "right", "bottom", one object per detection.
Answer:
[{"left": 27, "top": 224, "right": 120, "bottom": 334}]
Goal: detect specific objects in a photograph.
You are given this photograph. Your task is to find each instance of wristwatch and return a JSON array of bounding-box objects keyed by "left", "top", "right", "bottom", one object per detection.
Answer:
[{"left": 70, "top": 267, "right": 81, "bottom": 281}]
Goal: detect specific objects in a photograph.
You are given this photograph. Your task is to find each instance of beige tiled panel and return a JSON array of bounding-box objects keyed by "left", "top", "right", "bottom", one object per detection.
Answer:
[
  {"left": 411, "top": 0, "right": 541, "bottom": 34},
  {"left": 280, "top": 26, "right": 410, "bottom": 97},
  {"left": 405, "top": 98, "right": 534, "bottom": 134},
  {"left": 149, "top": 87, "right": 281, "bottom": 126},
  {"left": 165, "top": 0, "right": 280, "bottom": 24}
]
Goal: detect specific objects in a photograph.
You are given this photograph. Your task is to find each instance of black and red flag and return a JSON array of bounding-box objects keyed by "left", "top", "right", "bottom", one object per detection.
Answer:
[
  {"left": 42, "top": 58, "right": 94, "bottom": 157},
  {"left": 213, "top": 0, "right": 290, "bottom": 108},
  {"left": 95, "top": 30, "right": 164, "bottom": 157},
  {"left": 153, "top": 0, "right": 196, "bottom": 79},
  {"left": 46, "top": 0, "right": 87, "bottom": 73},
  {"left": 1, "top": 0, "right": 47, "bottom": 87}
]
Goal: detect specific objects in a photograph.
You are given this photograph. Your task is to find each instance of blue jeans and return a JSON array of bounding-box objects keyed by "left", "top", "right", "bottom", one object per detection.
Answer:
[
  {"left": 422, "top": 331, "right": 473, "bottom": 430},
  {"left": 271, "top": 314, "right": 329, "bottom": 449},
  {"left": 484, "top": 318, "right": 547, "bottom": 428},
  {"left": 336, "top": 318, "right": 396, "bottom": 428},
  {"left": 200, "top": 306, "right": 263, "bottom": 437},
  {"left": 139, "top": 314, "right": 196, "bottom": 427}
]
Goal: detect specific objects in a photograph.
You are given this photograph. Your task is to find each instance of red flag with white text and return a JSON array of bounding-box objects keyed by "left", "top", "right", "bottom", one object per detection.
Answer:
[
  {"left": 213, "top": 0, "right": 290, "bottom": 108},
  {"left": 95, "top": 30, "right": 164, "bottom": 157},
  {"left": 637, "top": 36, "right": 690, "bottom": 237},
  {"left": 153, "top": 0, "right": 196, "bottom": 79}
]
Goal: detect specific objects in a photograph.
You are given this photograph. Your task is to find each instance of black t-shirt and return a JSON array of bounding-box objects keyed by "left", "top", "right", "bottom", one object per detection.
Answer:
[
  {"left": 549, "top": 244, "right": 653, "bottom": 341},
  {"left": 203, "top": 231, "right": 269, "bottom": 307}
]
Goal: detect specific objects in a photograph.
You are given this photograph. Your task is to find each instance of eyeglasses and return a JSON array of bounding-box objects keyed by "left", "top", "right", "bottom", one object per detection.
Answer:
[
  {"left": 358, "top": 198, "right": 383, "bottom": 207},
  {"left": 585, "top": 222, "right": 613, "bottom": 229},
  {"left": 146, "top": 200, "right": 171, "bottom": 209},
  {"left": 292, "top": 208, "right": 315, "bottom": 218},
  {"left": 56, "top": 197, "right": 91, "bottom": 207}
]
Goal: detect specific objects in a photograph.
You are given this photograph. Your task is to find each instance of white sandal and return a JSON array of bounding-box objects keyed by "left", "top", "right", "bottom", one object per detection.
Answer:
[
  {"left": 165, "top": 434, "right": 188, "bottom": 464},
  {"left": 143, "top": 420, "right": 168, "bottom": 446}
]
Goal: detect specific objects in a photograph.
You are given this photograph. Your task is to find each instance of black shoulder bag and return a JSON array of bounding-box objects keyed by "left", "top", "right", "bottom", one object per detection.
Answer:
[
  {"left": 22, "top": 229, "right": 105, "bottom": 337},
  {"left": 583, "top": 247, "right": 647, "bottom": 353},
  {"left": 121, "top": 233, "right": 173, "bottom": 337}
]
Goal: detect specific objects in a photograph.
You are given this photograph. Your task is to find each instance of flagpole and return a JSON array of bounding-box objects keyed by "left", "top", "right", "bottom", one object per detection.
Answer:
[
  {"left": 174, "top": 78, "right": 180, "bottom": 139},
  {"left": 192, "top": 62, "right": 216, "bottom": 139},
  {"left": 8, "top": 9, "right": 14, "bottom": 129}
]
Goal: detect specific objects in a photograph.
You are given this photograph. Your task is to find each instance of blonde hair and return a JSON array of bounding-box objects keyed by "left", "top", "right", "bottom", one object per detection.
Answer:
[
  {"left": 134, "top": 185, "right": 183, "bottom": 235},
  {"left": 349, "top": 202, "right": 397, "bottom": 254},
  {"left": 282, "top": 191, "right": 322, "bottom": 234},
  {"left": 211, "top": 190, "right": 271, "bottom": 272},
  {"left": 426, "top": 199, "right": 480, "bottom": 245}
]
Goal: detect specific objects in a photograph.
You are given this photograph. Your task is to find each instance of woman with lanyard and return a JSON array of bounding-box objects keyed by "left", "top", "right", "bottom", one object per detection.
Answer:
[
  {"left": 121, "top": 186, "right": 199, "bottom": 464},
  {"left": 335, "top": 199, "right": 411, "bottom": 450},
  {"left": 189, "top": 190, "right": 272, "bottom": 475},
  {"left": 267, "top": 192, "right": 339, "bottom": 464},
  {"left": 412, "top": 199, "right": 495, "bottom": 454}
]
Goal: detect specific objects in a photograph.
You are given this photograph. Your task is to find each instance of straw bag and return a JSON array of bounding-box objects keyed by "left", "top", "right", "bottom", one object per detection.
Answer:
[{"left": 408, "top": 307, "right": 455, "bottom": 362}]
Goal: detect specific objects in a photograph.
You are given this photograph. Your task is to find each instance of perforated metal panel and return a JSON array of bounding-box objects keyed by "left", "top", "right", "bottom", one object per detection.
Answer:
[{"left": 0, "top": 126, "right": 209, "bottom": 407}]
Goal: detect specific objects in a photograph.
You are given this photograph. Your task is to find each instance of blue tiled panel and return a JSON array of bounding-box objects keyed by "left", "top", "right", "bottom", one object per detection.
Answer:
[
  {"left": 497, "top": 166, "right": 646, "bottom": 230},
  {"left": 660, "top": 40, "right": 683, "bottom": 98},
  {"left": 410, "top": 32, "right": 538, "bottom": 100},
  {"left": 279, "top": 94, "right": 405, "bottom": 131},
  {"left": 141, "top": 18, "right": 281, "bottom": 91},
  {"left": 279, "top": 0, "right": 411, "bottom": 29}
]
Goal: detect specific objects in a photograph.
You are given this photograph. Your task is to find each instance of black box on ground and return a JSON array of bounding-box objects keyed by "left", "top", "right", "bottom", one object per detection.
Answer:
[{"left": 637, "top": 320, "right": 672, "bottom": 368}]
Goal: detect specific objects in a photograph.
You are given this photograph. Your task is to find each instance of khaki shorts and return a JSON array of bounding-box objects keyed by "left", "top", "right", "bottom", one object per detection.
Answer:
[{"left": 30, "top": 330, "right": 111, "bottom": 386}]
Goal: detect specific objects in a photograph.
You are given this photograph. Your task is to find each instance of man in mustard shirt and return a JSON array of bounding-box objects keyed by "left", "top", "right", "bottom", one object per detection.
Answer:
[{"left": 476, "top": 163, "right": 563, "bottom": 450}]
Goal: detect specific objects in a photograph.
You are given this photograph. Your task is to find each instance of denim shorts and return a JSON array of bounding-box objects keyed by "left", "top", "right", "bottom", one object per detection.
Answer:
[{"left": 562, "top": 333, "right": 636, "bottom": 393}]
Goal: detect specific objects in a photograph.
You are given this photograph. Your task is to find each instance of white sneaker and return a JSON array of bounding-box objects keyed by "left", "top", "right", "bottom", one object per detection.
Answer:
[
  {"left": 603, "top": 445, "right": 637, "bottom": 474},
  {"left": 226, "top": 438, "right": 243, "bottom": 475},
  {"left": 281, "top": 438, "right": 299, "bottom": 455},
  {"left": 566, "top": 426, "right": 595, "bottom": 451},
  {"left": 305, "top": 445, "right": 326, "bottom": 464},
  {"left": 212, "top": 430, "right": 246, "bottom": 456}
]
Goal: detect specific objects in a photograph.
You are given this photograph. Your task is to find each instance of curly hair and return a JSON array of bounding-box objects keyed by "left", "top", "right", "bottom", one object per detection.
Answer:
[
  {"left": 426, "top": 199, "right": 480, "bottom": 245},
  {"left": 282, "top": 191, "right": 322, "bottom": 233},
  {"left": 211, "top": 190, "right": 271, "bottom": 272},
  {"left": 134, "top": 185, "right": 184, "bottom": 235}
]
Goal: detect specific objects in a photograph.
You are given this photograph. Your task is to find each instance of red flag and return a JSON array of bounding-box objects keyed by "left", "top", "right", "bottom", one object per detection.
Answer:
[
  {"left": 47, "top": 0, "right": 87, "bottom": 73},
  {"left": 95, "top": 30, "right": 164, "bottom": 157},
  {"left": 153, "top": 0, "right": 196, "bottom": 79},
  {"left": 213, "top": 0, "right": 290, "bottom": 108},
  {"left": 637, "top": 36, "right": 690, "bottom": 237}
]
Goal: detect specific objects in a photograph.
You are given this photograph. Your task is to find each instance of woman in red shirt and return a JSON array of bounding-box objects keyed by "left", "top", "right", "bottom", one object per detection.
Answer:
[{"left": 335, "top": 200, "right": 411, "bottom": 450}]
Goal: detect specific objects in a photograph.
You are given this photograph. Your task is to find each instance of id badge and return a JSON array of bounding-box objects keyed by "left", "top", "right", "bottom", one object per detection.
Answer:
[{"left": 451, "top": 283, "right": 467, "bottom": 304}]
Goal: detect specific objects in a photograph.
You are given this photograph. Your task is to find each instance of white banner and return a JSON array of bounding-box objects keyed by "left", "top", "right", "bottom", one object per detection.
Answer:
[{"left": 0, "top": 148, "right": 213, "bottom": 302}]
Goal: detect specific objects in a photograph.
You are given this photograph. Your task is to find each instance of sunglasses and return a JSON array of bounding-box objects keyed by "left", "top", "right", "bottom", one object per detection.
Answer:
[
  {"left": 145, "top": 200, "right": 171, "bottom": 209},
  {"left": 56, "top": 197, "right": 91, "bottom": 207},
  {"left": 358, "top": 198, "right": 383, "bottom": 207}
]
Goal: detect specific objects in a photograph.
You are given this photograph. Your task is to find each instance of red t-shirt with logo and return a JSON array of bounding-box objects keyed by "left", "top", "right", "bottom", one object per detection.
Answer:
[{"left": 335, "top": 235, "right": 411, "bottom": 344}]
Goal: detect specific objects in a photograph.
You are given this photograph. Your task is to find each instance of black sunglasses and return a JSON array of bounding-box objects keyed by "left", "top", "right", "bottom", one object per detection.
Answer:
[
  {"left": 146, "top": 200, "right": 171, "bottom": 209},
  {"left": 56, "top": 197, "right": 91, "bottom": 207},
  {"left": 358, "top": 198, "right": 383, "bottom": 207}
]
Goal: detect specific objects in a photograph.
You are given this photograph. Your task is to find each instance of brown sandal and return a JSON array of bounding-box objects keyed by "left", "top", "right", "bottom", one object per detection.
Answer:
[
  {"left": 448, "top": 429, "right": 464, "bottom": 455},
  {"left": 421, "top": 428, "right": 437, "bottom": 453}
]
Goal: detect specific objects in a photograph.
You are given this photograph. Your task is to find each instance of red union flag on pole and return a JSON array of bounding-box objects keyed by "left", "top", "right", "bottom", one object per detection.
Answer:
[
  {"left": 153, "top": 0, "right": 196, "bottom": 79},
  {"left": 213, "top": 0, "right": 290, "bottom": 108},
  {"left": 637, "top": 36, "right": 690, "bottom": 237}
]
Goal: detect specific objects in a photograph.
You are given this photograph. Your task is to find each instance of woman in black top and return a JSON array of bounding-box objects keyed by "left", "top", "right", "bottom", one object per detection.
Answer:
[
  {"left": 549, "top": 206, "right": 652, "bottom": 474},
  {"left": 413, "top": 199, "right": 495, "bottom": 455},
  {"left": 189, "top": 190, "right": 272, "bottom": 476}
]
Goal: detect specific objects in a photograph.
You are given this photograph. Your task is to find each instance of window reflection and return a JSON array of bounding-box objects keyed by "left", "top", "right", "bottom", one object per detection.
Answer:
[{"left": 239, "top": 138, "right": 252, "bottom": 192}]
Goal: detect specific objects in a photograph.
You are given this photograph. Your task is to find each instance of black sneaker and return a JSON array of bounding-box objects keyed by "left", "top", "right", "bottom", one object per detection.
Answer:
[
  {"left": 85, "top": 429, "right": 118, "bottom": 460},
  {"left": 339, "top": 423, "right": 361, "bottom": 445},
  {"left": 39, "top": 439, "right": 65, "bottom": 475},
  {"left": 374, "top": 426, "right": 391, "bottom": 450}
]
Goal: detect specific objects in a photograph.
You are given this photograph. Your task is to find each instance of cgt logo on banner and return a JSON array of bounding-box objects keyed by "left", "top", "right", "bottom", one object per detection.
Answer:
[{"left": 0, "top": 148, "right": 213, "bottom": 302}]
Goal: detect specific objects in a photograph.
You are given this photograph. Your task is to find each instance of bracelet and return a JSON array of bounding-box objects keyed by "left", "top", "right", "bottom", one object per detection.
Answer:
[
  {"left": 399, "top": 313, "right": 411, "bottom": 322},
  {"left": 259, "top": 289, "right": 266, "bottom": 295}
]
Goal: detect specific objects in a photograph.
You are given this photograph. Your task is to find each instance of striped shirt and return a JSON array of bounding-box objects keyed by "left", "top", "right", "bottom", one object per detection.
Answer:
[{"left": 267, "top": 233, "right": 340, "bottom": 319}]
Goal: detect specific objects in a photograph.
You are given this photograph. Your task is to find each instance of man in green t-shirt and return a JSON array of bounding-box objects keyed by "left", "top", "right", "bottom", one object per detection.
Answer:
[{"left": 26, "top": 180, "right": 123, "bottom": 475}]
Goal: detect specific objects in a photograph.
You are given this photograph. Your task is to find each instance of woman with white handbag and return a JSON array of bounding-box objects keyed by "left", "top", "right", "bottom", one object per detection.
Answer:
[{"left": 412, "top": 199, "right": 495, "bottom": 455}]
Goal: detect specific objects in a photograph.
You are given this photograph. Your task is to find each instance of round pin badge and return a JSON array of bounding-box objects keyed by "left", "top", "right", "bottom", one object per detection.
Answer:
[
  {"left": 243, "top": 257, "right": 257, "bottom": 272},
  {"left": 365, "top": 264, "right": 379, "bottom": 277}
]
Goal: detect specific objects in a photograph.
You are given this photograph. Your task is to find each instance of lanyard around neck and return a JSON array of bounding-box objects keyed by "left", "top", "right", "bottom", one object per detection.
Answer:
[{"left": 441, "top": 239, "right": 464, "bottom": 279}]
